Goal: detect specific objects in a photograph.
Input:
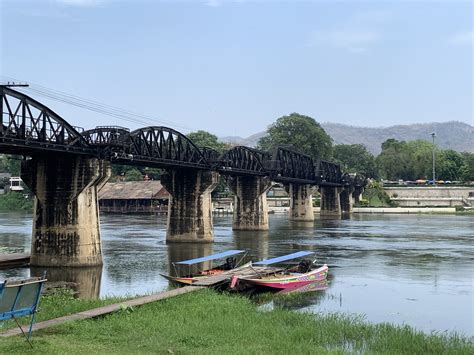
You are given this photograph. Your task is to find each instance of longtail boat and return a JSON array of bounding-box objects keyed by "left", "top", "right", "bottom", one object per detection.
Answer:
[
  {"left": 230, "top": 251, "right": 328, "bottom": 291},
  {"left": 160, "top": 250, "right": 247, "bottom": 286}
]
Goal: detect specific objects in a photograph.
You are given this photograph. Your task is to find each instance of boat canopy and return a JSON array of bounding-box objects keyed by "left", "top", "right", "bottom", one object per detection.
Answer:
[
  {"left": 253, "top": 251, "right": 315, "bottom": 266},
  {"left": 175, "top": 250, "right": 246, "bottom": 265}
]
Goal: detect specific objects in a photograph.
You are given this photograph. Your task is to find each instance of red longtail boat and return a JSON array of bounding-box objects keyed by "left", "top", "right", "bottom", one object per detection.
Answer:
[{"left": 231, "top": 251, "right": 329, "bottom": 291}]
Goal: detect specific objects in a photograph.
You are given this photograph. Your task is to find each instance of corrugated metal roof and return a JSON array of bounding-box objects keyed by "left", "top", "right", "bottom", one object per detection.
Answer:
[{"left": 99, "top": 181, "right": 169, "bottom": 200}]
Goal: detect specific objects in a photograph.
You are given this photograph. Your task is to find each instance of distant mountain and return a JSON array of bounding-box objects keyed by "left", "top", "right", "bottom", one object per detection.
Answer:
[
  {"left": 220, "top": 132, "right": 266, "bottom": 147},
  {"left": 220, "top": 121, "right": 473, "bottom": 155}
]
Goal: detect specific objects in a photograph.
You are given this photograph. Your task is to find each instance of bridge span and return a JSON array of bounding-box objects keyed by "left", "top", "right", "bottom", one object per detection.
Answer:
[{"left": 1, "top": 86, "right": 366, "bottom": 267}]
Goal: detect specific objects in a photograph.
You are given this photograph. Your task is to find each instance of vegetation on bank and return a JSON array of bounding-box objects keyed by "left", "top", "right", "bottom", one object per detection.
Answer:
[
  {"left": 1, "top": 289, "right": 472, "bottom": 354},
  {"left": 0, "top": 192, "right": 33, "bottom": 211},
  {"left": 358, "top": 181, "right": 396, "bottom": 207}
]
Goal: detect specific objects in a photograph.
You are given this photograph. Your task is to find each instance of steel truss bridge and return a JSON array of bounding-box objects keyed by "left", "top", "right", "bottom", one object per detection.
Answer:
[{"left": 0, "top": 87, "right": 364, "bottom": 187}]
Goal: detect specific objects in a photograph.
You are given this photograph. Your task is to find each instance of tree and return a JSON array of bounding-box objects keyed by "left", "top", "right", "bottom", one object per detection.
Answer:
[
  {"left": 124, "top": 168, "right": 143, "bottom": 181},
  {"left": 187, "top": 130, "right": 227, "bottom": 153},
  {"left": 405, "top": 140, "right": 435, "bottom": 180},
  {"left": 376, "top": 139, "right": 413, "bottom": 180},
  {"left": 333, "top": 144, "right": 378, "bottom": 178},
  {"left": 437, "top": 150, "right": 465, "bottom": 181},
  {"left": 0, "top": 154, "right": 21, "bottom": 176},
  {"left": 376, "top": 138, "right": 471, "bottom": 182},
  {"left": 459, "top": 152, "right": 474, "bottom": 182},
  {"left": 257, "top": 113, "right": 333, "bottom": 160}
]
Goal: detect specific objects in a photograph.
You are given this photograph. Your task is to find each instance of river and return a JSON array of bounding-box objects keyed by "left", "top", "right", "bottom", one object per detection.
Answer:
[{"left": 0, "top": 212, "right": 472, "bottom": 336}]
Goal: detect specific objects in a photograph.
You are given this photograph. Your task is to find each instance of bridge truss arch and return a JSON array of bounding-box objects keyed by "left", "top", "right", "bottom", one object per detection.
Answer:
[
  {"left": 269, "top": 146, "right": 317, "bottom": 184},
  {"left": 353, "top": 173, "right": 368, "bottom": 188},
  {"left": 0, "top": 87, "right": 91, "bottom": 155},
  {"left": 82, "top": 126, "right": 130, "bottom": 147},
  {"left": 317, "top": 159, "right": 343, "bottom": 186},
  {"left": 112, "top": 126, "right": 212, "bottom": 169},
  {"left": 218, "top": 146, "right": 271, "bottom": 176}
]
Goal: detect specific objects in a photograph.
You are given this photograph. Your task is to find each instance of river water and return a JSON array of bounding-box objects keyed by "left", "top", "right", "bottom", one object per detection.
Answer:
[{"left": 0, "top": 212, "right": 473, "bottom": 336}]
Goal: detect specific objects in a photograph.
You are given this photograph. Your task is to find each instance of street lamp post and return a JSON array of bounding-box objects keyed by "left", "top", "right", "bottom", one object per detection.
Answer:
[{"left": 431, "top": 132, "right": 436, "bottom": 184}]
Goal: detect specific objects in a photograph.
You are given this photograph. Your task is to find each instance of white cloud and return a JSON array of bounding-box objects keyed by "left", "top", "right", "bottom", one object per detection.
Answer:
[
  {"left": 309, "top": 30, "right": 381, "bottom": 53},
  {"left": 450, "top": 31, "right": 474, "bottom": 45}
]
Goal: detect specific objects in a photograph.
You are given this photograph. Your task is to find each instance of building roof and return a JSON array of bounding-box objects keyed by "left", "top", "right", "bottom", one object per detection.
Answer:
[{"left": 99, "top": 181, "right": 169, "bottom": 200}]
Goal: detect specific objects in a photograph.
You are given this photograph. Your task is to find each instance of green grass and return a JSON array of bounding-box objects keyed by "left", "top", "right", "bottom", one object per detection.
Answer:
[
  {"left": 1, "top": 289, "right": 472, "bottom": 354},
  {"left": 0, "top": 288, "right": 124, "bottom": 331}
]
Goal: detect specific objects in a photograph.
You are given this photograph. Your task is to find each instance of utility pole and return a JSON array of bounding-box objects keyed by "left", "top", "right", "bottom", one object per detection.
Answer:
[{"left": 431, "top": 132, "right": 436, "bottom": 184}]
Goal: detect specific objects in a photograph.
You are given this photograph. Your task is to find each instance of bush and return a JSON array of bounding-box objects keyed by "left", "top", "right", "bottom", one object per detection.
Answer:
[
  {"left": 362, "top": 183, "right": 397, "bottom": 207},
  {"left": 0, "top": 192, "right": 33, "bottom": 211}
]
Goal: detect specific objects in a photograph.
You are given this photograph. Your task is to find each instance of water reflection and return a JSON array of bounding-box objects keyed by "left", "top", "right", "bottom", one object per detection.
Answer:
[
  {"left": 31, "top": 266, "right": 102, "bottom": 299},
  {"left": 256, "top": 280, "right": 330, "bottom": 312},
  {"left": 288, "top": 220, "right": 315, "bottom": 229},
  {"left": 233, "top": 230, "right": 269, "bottom": 261},
  {"left": 340, "top": 213, "right": 353, "bottom": 221},
  {"left": 167, "top": 243, "right": 213, "bottom": 276},
  {"left": 273, "top": 285, "right": 329, "bottom": 309}
]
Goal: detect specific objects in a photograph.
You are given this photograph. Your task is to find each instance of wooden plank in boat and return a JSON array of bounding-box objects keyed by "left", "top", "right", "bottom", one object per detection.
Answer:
[{"left": 193, "top": 266, "right": 283, "bottom": 286}]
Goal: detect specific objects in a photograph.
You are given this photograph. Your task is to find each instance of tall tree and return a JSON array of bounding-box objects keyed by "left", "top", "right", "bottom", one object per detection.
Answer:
[
  {"left": 333, "top": 144, "right": 378, "bottom": 178},
  {"left": 406, "top": 140, "right": 434, "bottom": 180},
  {"left": 376, "top": 139, "right": 417, "bottom": 180},
  {"left": 257, "top": 113, "right": 333, "bottom": 160},
  {"left": 437, "top": 150, "right": 465, "bottom": 181},
  {"left": 459, "top": 152, "right": 474, "bottom": 182},
  {"left": 187, "top": 130, "right": 227, "bottom": 153}
]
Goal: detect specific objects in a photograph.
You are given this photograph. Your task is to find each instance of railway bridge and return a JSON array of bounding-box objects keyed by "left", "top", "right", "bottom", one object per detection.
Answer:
[{"left": 1, "top": 87, "right": 367, "bottom": 267}]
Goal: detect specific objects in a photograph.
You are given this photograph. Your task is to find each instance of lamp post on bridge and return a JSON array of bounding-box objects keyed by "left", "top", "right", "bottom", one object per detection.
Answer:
[{"left": 431, "top": 132, "right": 436, "bottom": 185}]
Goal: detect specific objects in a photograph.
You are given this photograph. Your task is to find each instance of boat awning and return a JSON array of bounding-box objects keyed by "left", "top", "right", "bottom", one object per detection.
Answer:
[
  {"left": 175, "top": 250, "right": 245, "bottom": 265},
  {"left": 253, "top": 251, "right": 315, "bottom": 265}
]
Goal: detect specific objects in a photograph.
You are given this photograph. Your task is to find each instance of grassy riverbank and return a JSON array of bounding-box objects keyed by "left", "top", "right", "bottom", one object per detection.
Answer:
[
  {"left": 1, "top": 289, "right": 472, "bottom": 354},
  {"left": 0, "top": 289, "right": 123, "bottom": 331}
]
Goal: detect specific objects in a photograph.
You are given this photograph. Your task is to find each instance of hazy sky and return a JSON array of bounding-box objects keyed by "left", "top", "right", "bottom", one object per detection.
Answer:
[{"left": 1, "top": 0, "right": 472, "bottom": 137}]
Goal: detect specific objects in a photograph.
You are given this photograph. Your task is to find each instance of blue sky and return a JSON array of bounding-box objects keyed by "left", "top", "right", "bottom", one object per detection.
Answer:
[{"left": 1, "top": 0, "right": 472, "bottom": 137}]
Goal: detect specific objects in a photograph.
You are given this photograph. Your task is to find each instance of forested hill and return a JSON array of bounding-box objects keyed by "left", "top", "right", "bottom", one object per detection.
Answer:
[{"left": 221, "top": 121, "right": 473, "bottom": 154}]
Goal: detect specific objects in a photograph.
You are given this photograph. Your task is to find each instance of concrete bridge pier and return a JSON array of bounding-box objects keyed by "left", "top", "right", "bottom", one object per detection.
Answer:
[
  {"left": 161, "top": 169, "right": 219, "bottom": 243},
  {"left": 21, "top": 155, "right": 111, "bottom": 267},
  {"left": 353, "top": 186, "right": 365, "bottom": 205},
  {"left": 319, "top": 186, "right": 342, "bottom": 216},
  {"left": 340, "top": 186, "right": 355, "bottom": 213},
  {"left": 288, "top": 183, "right": 314, "bottom": 221},
  {"left": 228, "top": 176, "right": 271, "bottom": 230}
]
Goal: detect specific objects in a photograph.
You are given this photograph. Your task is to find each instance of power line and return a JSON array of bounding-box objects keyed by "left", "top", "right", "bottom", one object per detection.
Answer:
[{"left": 0, "top": 75, "right": 197, "bottom": 133}]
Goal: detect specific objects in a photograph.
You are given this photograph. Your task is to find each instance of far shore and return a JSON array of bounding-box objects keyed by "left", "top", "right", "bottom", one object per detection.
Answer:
[{"left": 265, "top": 206, "right": 468, "bottom": 215}]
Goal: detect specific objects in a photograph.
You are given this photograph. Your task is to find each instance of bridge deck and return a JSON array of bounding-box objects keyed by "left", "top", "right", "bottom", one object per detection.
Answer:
[{"left": 193, "top": 265, "right": 284, "bottom": 287}]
